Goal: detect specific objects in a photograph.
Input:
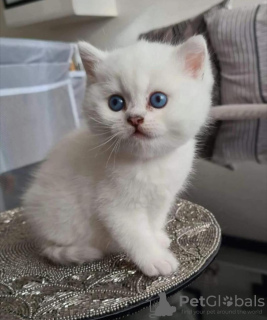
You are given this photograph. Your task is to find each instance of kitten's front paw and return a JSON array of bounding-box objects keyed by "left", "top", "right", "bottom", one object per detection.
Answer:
[
  {"left": 156, "top": 231, "right": 171, "bottom": 248},
  {"left": 139, "top": 249, "right": 179, "bottom": 277}
]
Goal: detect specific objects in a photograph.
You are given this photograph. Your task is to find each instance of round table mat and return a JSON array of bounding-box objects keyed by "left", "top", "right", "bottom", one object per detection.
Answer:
[{"left": 0, "top": 199, "right": 221, "bottom": 320}]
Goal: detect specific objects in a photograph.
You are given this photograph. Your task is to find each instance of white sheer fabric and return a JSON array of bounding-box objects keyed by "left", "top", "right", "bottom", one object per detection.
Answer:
[{"left": 0, "top": 38, "right": 86, "bottom": 173}]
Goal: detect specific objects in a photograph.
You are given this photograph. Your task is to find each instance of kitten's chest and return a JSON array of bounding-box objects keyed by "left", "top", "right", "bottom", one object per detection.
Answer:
[
  {"left": 133, "top": 162, "right": 175, "bottom": 188},
  {"left": 95, "top": 141, "right": 194, "bottom": 211},
  {"left": 96, "top": 145, "right": 194, "bottom": 210},
  {"left": 112, "top": 156, "right": 183, "bottom": 199}
]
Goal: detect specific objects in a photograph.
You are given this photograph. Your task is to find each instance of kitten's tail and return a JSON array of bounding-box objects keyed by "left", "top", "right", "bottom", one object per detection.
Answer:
[{"left": 42, "top": 245, "right": 103, "bottom": 264}]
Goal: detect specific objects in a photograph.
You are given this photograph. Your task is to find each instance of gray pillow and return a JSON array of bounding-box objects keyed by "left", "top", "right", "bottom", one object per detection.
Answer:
[
  {"left": 205, "top": 4, "right": 267, "bottom": 105},
  {"left": 205, "top": 4, "right": 267, "bottom": 166}
]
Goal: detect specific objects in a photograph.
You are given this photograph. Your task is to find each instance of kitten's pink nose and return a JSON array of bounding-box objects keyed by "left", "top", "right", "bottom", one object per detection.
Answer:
[{"left": 127, "top": 116, "right": 144, "bottom": 127}]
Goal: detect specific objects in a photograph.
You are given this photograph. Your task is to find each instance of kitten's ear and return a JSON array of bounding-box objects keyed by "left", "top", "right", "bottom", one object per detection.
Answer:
[
  {"left": 78, "top": 41, "right": 106, "bottom": 81},
  {"left": 178, "top": 35, "right": 208, "bottom": 78}
]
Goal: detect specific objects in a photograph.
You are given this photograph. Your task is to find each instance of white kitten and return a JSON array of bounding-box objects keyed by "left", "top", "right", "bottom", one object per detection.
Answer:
[{"left": 23, "top": 36, "right": 213, "bottom": 277}]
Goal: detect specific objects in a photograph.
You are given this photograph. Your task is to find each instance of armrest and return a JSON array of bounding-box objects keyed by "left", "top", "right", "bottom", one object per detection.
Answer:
[{"left": 210, "top": 104, "right": 267, "bottom": 121}]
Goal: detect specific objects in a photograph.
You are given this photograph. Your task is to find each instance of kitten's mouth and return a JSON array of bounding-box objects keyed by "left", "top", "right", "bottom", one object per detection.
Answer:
[{"left": 132, "top": 128, "right": 151, "bottom": 139}]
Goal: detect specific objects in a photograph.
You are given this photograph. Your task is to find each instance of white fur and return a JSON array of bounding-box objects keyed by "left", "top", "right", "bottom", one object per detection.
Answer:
[{"left": 23, "top": 36, "right": 213, "bottom": 277}]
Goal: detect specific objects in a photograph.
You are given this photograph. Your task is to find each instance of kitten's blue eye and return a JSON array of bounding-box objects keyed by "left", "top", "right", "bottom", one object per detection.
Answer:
[
  {"left": 149, "top": 92, "right": 168, "bottom": 108},
  {"left": 109, "top": 95, "right": 125, "bottom": 112}
]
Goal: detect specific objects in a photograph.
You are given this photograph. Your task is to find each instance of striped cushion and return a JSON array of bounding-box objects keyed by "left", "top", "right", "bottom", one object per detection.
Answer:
[
  {"left": 213, "top": 119, "right": 267, "bottom": 165},
  {"left": 205, "top": 4, "right": 267, "bottom": 166},
  {"left": 205, "top": 4, "right": 267, "bottom": 105}
]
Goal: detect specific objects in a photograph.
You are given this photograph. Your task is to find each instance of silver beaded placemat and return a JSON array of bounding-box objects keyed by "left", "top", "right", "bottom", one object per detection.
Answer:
[{"left": 0, "top": 200, "right": 221, "bottom": 320}]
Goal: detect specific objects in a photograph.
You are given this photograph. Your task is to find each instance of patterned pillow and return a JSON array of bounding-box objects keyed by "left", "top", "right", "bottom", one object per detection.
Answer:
[
  {"left": 205, "top": 4, "right": 267, "bottom": 105},
  {"left": 139, "top": 0, "right": 231, "bottom": 106},
  {"left": 205, "top": 4, "right": 267, "bottom": 165}
]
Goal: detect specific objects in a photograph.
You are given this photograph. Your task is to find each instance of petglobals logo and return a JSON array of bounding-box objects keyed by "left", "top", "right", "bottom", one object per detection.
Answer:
[
  {"left": 149, "top": 293, "right": 265, "bottom": 318},
  {"left": 179, "top": 295, "right": 265, "bottom": 308},
  {"left": 223, "top": 296, "right": 233, "bottom": 307}
]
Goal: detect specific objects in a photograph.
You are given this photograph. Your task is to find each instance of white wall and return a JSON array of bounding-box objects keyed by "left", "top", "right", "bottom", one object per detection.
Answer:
[{"left": 1, "top": 0, "right": 266, "bottom": 241}]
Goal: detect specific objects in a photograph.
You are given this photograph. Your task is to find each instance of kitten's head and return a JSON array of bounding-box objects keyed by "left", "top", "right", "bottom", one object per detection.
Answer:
[{"left": 78, "top": 36, "right": 213, "bottom": 159}]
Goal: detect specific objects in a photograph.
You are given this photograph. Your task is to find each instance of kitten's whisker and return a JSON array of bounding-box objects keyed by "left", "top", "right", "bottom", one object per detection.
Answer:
[
  {"left": 112, "top": 139, "right": 119, "bottom": 167},
  {"left": 91, "top": 132, "right": 110, "bottom": 137},
  {"left": 89, "top": 133, "right": 120, "bottom": 151},
  {"left": 90, "top": 125, "right": 111, "bottom": 133},
  {"left": 106, "top": 138, "right": 119, "bottom": 168},
  {"left": 93, "top": 131, "right": 124, "bottom": 157},
  {"left": 100, "top": 136, "right": 118, "bottom": 154},
  {"left": 113, "top": 139, "right": 121, "bottom": 168},
  {"left": 89, "top": 116, "right": 113, "bottom": 128},
  {"left": 89, "top": 117, "right": 105, "bottom": 125}
]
